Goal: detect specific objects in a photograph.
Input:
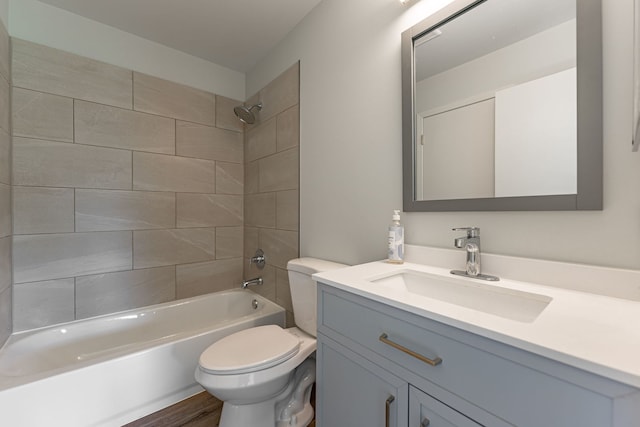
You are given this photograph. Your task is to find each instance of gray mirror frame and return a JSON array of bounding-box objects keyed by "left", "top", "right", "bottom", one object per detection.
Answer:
[{"left": 402, "top": 0, "right": 603, "bottom": 212}]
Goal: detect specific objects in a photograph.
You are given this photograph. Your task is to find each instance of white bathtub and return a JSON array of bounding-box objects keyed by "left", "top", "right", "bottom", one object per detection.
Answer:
[{"left": 0, "top": 289, "right": 285, "bottom": 426}]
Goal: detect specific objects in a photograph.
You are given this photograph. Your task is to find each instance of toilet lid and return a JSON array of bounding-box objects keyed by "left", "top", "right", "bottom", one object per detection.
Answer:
[{"left": 199, "top": 325, "right": 300, "bottom": 375}]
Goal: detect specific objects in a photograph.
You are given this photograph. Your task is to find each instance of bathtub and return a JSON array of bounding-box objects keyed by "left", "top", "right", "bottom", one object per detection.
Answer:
[{"left": 0, "top": 289, "right": 285, "bottom": 427}]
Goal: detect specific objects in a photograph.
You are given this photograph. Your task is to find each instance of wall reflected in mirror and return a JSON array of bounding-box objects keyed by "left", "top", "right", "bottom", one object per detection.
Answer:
[{"left": 413, "top": 0, "right": 577, "bottom": 201}]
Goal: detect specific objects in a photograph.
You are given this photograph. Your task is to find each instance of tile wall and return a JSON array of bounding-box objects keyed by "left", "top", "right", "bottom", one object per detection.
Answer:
[
  {"left": 10, "top": 39, "right": 246, "bottom": 331},
  {"left": 0, "top": 18, "right": 11, "bottom": 343},
  {"left": 243, "top": 63, "right": 300, "bottom": 325}
]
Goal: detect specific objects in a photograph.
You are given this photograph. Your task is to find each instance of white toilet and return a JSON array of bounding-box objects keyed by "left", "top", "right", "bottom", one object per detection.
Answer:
[{"left": 195, "top": 257, "right": 346, "bottom": 427}]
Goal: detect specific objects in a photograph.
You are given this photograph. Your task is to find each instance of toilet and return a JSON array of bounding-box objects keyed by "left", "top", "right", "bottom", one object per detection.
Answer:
[{"left": 195, "top": 258, "right": 346, "bottom": 427}]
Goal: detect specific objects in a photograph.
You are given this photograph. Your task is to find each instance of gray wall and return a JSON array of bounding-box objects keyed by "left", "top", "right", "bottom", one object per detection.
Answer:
[
  {"left": 0, "top": 16, "right": 11, "bottom": 343},
  {"left": 247, "top": 0, "right": 640, "bottom": 271},
  {"left": 10, "top": 39, "right": 245, "bottom": 331}
]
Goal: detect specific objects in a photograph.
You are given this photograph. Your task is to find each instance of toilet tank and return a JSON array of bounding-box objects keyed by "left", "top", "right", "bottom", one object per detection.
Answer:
[{"left": 287, "top": 258, "right": 347, "bottom": 337}]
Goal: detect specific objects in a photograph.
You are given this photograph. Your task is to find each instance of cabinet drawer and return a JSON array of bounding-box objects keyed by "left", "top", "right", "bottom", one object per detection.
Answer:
[
  {"left": 319, "top": 286, "right": 615, "bottom": 427},
  {"left": 410, "top": 385, "right": 481, "bottom": 427}
]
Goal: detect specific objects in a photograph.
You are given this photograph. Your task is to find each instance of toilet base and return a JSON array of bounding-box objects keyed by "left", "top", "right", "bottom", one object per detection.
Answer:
[{"left": 218, "top": 358, "right": 316, "bottom": 427}]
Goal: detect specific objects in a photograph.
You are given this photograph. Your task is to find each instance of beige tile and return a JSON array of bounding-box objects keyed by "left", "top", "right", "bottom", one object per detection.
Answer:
[
  {"left": 0, "top": 286, "right": 10, "bottom": 342},
  {"left": 258, "top": 62, "right": 299, "bottom": 122},
  {"left": 13, "top": 278, "right": 75, "bottom": 331},
  {"left": 13, "top": 231, "right": 132, "bottom": 283},
  {"left": 13, "top": 137, "right": 132, "bottom": 189},
  {"left": 0, "top": 20, "right": 9, "bottom": 84},
  {"left": 244, "top": 160, "right": 259, "bottom": 195},
  {"left": 246, "top": 117, "right": 276, "bottom": 162},
  {"left": 259, "top": 148, "right": 300, "bottom": 192},
  {"left": 176, "top": 121, "right": 243, "bottom": 163},
  {"left": 176, "top": 258, "right": 243, "bottom": 298},
  {"left": 0, "top": 74, "right": 8, "bottom": 133},
  {"left": 12, "top": 88, "right": 74, "bottom": 142},
  {"left": 259, "top": 147, "right": 299, "bottom": 192},
  {"left": 244, "top": 227, "right": 259, "bottom": 258},
  {"left": 0, "top": 184, "right": 9, "bottom": 238},
  {"left": 245, "top": 193, "right": 276, "bottom": 228},
  {"left": 215, "top": 95, "right": 244, "bottom": 132},
  {"left": 276, "top": 190, "right": 299, "bottom": 231},
  {"left": 277, "top": 105, "right": 299, "bottom": 152},
  {"left": 216, "top": 227, "right": 243, "bottom": 259},
  {"left": 133, "top": 152, "right": 215, "bottom": 193},
  {"left": 177, "top": 193, "right": 243, "bottom": 228},
  {"left": 75, "top": 100, "right": 175, "bottom": 154},
  {"left": 13, "top": 186, "right": 74, "bottom": 234},
  {"left": 276, "top": 267, "right": 293, "bottom": 313},
  {"left": 216, "top": 162, "right": 243, "bottom": 195},
  {"left": 0, "top": 236, "right": 11, "bottom": 294},
  {"left": 260, "top": 229, "right": 299, "bottom": 270},
  {"left": 76, "top": 266, "right": 176, "bottom": 319},
  {"left": 12, "top": 39, "right": 132, "bottom": 109},
  {"left": 284, "top": 310, "right": 296, "bottom": 328},
  {"left": 133, "top": 72, "right": 214, "bottom": 125},
  {"left": 133, "top": 228, "right": 215, "bottom": 269},
  {"left": 76, "top": 189, "right": 175, "bottom": 232},
  {"left": 0, "top": 128, "right": 9, "bottom": 185},
  {"left": 243, "top": 264, "right": 276, "bottom": 301}
]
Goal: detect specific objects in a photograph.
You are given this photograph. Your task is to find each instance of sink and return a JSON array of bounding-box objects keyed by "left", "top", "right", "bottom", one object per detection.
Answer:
[{"left": 368, "top": 270, "right": 551, "bottom": 322}]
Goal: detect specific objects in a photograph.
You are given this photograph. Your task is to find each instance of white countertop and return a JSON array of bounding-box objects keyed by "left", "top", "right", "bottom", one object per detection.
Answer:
[{"left": 314, "top": 259, "right": 640, "bottom": 389}]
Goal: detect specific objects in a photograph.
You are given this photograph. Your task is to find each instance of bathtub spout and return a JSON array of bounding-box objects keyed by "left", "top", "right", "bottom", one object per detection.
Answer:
[{"left": 242, "top": 277, "right": 263, "bottom": 289}]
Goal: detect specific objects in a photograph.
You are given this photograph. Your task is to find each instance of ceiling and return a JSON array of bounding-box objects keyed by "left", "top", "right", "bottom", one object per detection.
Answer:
[{"left": 36, "top": 0, "right": 323, "bottom": 73}]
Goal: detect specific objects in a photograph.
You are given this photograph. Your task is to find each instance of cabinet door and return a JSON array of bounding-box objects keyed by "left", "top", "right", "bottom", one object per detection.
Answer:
[
  {"left": 409, "top": 386, "right": 482, "bottom": 427},
  {"left": 317, "top": 336, "right": 408, "bottom": 427}
]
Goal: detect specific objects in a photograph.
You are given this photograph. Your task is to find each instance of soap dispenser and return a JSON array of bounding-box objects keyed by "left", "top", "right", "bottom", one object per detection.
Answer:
[{"left": 387, "top": 210, "right": 404, "bottom": 264}]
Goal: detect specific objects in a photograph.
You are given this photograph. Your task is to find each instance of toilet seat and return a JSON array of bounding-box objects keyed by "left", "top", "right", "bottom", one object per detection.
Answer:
[{"left": 199, "top": 325, "right": 300, "bottom": 375}]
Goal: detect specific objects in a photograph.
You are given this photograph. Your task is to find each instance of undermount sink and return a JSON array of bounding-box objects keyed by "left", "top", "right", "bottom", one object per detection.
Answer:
[{"left": 368, "top": 270, "right": 551, "bottom": 322}]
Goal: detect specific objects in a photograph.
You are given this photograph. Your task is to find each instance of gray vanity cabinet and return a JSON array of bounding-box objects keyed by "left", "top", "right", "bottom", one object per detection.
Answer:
[
  {"left": 409, "top": 386, "right": 482, "bottom": 427},
  {"left": 317, "top": 337, "right": 408, "bottom": 426},
  {"left": 316, "top": 283, "right": 640, "bottom": 427}
]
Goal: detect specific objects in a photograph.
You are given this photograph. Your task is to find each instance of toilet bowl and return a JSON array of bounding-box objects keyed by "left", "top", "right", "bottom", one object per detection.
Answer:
[{"left": 195, "top": 258, "right": 346, "bottom": 427}]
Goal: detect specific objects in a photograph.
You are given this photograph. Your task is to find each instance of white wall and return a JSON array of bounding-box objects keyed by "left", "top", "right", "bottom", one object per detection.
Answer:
[
  {"left": 248, "top": 0, "right": 640, "bottom": 271},
  {"left": 415, "top": 19, "right": 576, "bottom": 114},
  {"left": 9, "top": 0, "right": 245, "bottom": 100}
]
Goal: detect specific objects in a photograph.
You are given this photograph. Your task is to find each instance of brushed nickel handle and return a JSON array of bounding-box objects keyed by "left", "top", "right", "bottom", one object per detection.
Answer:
[
  {"left": 379, "top": 333, "right": 443, "bottom": 367},
  {"left": 421, "top": 418, "right": 431, "bottom": 427},
  {"left": 385, "top": 395, "right": 395, "bottom": 427}
]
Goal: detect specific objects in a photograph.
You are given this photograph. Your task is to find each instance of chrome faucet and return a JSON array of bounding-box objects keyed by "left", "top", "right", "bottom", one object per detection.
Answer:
[
  {"left": 242, "top": 277, "right": 263, "bottom": 289},
  {"left": 451, "top": 227, "right": 499, "bottom": 281}
]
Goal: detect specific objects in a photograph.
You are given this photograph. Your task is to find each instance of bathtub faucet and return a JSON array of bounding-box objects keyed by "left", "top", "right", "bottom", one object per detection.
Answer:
[{"left": 242, "top": 277, "right": 263, "bottom": 289}]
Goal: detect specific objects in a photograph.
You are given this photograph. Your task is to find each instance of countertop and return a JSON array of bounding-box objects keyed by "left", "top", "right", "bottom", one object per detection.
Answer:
[{"left": 314, "top": 260, "right": 640, "bottom": 389}]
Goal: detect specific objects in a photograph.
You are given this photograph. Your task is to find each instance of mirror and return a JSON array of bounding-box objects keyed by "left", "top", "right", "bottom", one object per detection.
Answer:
[{"left": 402, "top": 0, "right": 602, "bottom": 211}]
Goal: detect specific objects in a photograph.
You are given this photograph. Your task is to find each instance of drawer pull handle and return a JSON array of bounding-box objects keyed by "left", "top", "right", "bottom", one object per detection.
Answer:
[
  {"left": 385, "top": 395, "right": 395, "bottom": 427},
  {"left": 379, "top": 333, "right": 443, "bottom": 366},
  {"left": 421, "top": 418, "right": 431, "bottom": 427}
]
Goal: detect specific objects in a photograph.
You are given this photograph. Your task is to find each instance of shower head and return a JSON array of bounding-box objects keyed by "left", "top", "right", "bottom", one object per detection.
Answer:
[{"left": 234, "top": 102, "right": 263, "bottom": 124}]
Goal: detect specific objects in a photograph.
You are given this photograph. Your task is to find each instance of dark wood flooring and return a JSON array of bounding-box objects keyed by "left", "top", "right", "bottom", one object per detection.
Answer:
[
  {"left": 124, "top": 387, "right": 316, "bottom": 427},
  {"left": 123, "top": 392, "right": 222, "bottom": 427}
]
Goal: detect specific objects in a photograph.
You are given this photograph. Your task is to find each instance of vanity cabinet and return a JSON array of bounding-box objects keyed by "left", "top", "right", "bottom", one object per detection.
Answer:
[{"left": 316, "top": 284, "right": 640, "bottom": 427}]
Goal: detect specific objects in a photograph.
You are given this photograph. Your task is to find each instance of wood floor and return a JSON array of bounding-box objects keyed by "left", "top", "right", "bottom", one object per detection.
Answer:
[
  {"left": 123, "top": 392, "right": 222, "bottom": 427},
  {"left": 124, "top": 391, "right": 317, "bottom": 427}
]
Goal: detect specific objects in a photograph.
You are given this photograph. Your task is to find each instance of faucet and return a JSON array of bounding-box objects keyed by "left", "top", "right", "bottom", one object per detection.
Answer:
[
  {"left": 242, "top": 277, "right": 263, "bottom": 289},
  {"left": 451, "top": 227, "right": 499, "bottom": 281}
]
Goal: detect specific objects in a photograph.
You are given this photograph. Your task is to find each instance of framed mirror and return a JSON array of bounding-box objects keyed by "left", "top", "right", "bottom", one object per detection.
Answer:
[{"left": 402, "top": 0, "right": 602, "bottom": 211}]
